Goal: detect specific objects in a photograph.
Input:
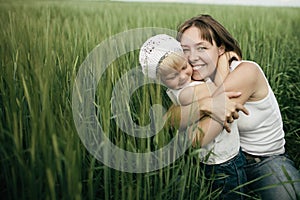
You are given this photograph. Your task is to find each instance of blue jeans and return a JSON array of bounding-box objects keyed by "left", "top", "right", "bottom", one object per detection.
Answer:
[
  {"left": 202, "top": 149, "right": 247, "bottom": 200},
  {"left": 244, "top": 153, "right": 300, "bottom": 200}
]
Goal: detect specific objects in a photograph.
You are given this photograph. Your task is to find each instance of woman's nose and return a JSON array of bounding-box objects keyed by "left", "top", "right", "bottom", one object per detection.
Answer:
[{"left": 188, "top": 50, "right": 199, "bottom": 64}]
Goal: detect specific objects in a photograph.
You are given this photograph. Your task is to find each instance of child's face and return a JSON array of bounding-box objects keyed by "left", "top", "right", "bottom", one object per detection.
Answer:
[
  {"left": 180, "top": 26, "right": 224, "bottom": 81},
  {"left": 160, "top": 61, "right": 193, "bottom": 90}
]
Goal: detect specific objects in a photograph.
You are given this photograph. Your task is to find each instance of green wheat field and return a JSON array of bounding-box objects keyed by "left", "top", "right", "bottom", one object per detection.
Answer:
[{"left": 0, "top": 0, "right": 299, "bottom": 199}]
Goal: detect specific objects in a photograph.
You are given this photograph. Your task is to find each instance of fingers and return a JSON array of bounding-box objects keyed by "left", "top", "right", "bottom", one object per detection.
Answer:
[
  {"left": 226, "top": 107, "right": 238, "bottom": 121},
  {"left": 228, "top": 51, "right": 241, "bottom": 61},
  {"left": 232, "top": 112, "right": 239, "bottom": 119},
  {"left": 227, "top": 108, "right": 239, "bottom": 121},
  {"left": 227, "top": 117, "right": 234, "bottom": 123},
  {"left": 235, "top": 103, "right": 249, "bottom": 115},
  {"left": 224, "top": 102, "right": 246, "bottom": 124},
  {"left": 225, "top": 91, "right": 242, "bottom": 99},
  {"left": 223, "top": 122, "right": 231, "bottom": 133}
]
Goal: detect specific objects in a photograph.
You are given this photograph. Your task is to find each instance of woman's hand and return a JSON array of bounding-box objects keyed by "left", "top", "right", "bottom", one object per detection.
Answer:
[{"left": 199, "top": 91, "right": 249, "bottom": 132}]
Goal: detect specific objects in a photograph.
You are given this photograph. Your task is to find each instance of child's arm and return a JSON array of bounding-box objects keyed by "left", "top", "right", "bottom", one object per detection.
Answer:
[
  {"left": 215, "top": 51, "right": 240, "bottom": 86},
  {"left": 178, "top": 81, "right": 217, "bottom": 106}
]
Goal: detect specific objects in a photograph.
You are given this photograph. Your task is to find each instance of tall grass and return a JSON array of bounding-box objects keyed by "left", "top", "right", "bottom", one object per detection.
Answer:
[{"left": 0, "top": 1, "right": 299, "bottom": 199}]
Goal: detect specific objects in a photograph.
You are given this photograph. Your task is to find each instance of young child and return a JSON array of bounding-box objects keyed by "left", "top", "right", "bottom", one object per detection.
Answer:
[
  {"left": 139, "top": 34, "right": 246, "bottom": 199},
  {"left": 139, "top": 34, "right": 237, "bottom": 107}
]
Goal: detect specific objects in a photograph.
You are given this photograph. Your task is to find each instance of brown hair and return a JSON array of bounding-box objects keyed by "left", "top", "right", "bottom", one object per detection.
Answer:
[{"left": 177, "top": 14, "right": 242, "bottom": 59}]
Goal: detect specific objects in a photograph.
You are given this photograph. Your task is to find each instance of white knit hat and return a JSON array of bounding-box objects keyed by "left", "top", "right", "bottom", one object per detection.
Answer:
[{"left": 139, "top": 34, "right": 183, "bottom": 79}]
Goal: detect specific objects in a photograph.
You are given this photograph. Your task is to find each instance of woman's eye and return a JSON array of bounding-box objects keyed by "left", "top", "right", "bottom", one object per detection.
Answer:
[
  {"left": 183, "top": 49, "right": 190, "bottom": 53},
  {"left": 197, "top": 46, "right": 206, "bottom": 51}
]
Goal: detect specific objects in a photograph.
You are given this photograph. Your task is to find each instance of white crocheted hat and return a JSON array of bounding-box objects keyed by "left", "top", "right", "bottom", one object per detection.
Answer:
[{"left": 139, "top": 34, "right": 183, "bottom": 79}]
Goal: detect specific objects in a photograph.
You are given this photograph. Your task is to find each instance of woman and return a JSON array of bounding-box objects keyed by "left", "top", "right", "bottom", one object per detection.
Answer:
[{"left": 174, "top": 14, "right": 300, "bottom": 199}]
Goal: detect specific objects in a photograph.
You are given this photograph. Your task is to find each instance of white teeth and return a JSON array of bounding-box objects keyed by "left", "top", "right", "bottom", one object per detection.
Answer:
[{"left": 193, "top": 65, "right": 205, "bottom": 70}]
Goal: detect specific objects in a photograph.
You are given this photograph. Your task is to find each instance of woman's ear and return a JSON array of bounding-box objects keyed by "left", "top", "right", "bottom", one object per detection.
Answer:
[{"left": 218, "top": 45, "right": 225, "bottom": 56}]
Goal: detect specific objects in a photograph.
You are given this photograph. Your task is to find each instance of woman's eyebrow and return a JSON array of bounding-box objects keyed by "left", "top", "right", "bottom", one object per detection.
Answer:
[
  {"left": 195, "top": 41, "right": 208, "bottom": 45},
  {"left": 181, "top": 41, "right": 207, "bottom": 47},
  {"left": 181, "top": 44, "right": 189, "bottom": 47}
]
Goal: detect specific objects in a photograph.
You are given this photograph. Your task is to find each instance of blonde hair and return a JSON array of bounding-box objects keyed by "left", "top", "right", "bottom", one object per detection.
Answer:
[{"left": 157, "top": 52, "right": 186, "bottom": 80}]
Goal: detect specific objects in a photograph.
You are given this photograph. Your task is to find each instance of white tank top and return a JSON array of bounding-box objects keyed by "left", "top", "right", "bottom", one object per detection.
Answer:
[
  {"left": 198, "top": 121, "right": 240, "bottom": 165},
  {"left": 230, "top": 60, "right": 285, "bottom": 156}
]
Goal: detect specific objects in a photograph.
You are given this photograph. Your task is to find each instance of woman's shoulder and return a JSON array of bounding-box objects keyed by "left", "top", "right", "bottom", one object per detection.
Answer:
[
  {"left": 230, "top": 60, "right": 260, "bottom": 71},
  {"left": 228, "top": 60, "right": 265, "bottom": 88},
  {"left": 230, "top": 60, "right": 262, "bottom": 75},
  {"left": 229, "top": 60, "right": 269, "bottom": 101}
]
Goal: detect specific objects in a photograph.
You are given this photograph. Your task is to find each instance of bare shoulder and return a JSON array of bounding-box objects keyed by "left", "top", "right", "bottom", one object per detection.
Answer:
[
  {"left": 227, "top": 61, "right": 262, "bottom": 86},
  {"left": 222, "top": 61, "right": 266, "bottom": 104},
  {"left": 233, "top": 61, "right": 261, "bottom": 76},
  {"left": 228, "top": 61, "right": 268, "bottom": 102}
]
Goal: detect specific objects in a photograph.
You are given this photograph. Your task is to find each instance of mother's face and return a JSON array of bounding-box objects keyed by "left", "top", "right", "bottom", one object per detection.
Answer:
[{"left": 180, "top": 26, "right": 224, "bottom": 81}]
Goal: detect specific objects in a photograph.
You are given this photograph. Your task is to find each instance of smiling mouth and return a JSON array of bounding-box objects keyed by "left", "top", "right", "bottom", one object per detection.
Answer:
[{"left": 193, "top": 64, "right": 206, "bottom": 70}]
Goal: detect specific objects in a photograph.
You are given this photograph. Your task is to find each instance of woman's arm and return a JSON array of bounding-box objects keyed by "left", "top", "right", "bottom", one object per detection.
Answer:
[
  {"left": 208, "top": 61, "right": 264, "bottom": 125},
  {"left": 163, "top": 102, "right": 205, "bottom": 131},
  {"left": 177, "top": 83, "right": 246, "bottom": 132},
  {"left": 190, "top": 61, "right": 264, "bottom": 146},
  {"left": 213, "top": 61, "right": 265, "bottom": 105},
  {"left": 187, "top": 116, "right": 224, "bottom": 147},
  {"left": 164, "top": 89, "right": 244, "bottom": 132},
  {"left": 164, "top": 104, "right": 224, "bottom": 147}
]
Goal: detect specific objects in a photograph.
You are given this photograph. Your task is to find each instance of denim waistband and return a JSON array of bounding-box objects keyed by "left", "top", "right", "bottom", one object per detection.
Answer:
[
  {"left": 202, "top": 149, "right": 246, "bottom": 169},
  {"left": 243, "top": 152, "right": 271, "bottom": 164}
]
